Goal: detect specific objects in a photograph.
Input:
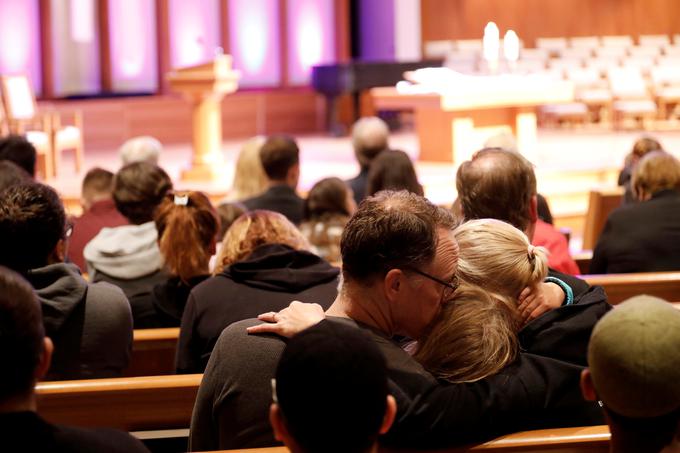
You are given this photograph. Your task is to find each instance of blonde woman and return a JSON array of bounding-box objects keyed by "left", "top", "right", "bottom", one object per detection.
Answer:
[
  {"left": 176, "top": 210, "right": 340, "bottom": 374},
  {"left": 224, "top": 136, "right": 268, "bottom": 202},
  {"left": 414, "top": 219, "right": 549, "bottom": 382}
]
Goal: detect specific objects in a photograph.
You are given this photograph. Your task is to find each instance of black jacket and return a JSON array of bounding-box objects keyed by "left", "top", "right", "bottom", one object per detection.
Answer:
[
  {"left": 176, "top": 244, "right": 339, "bottom": 373},
  {"left": 346, "top": 168, "right": 369, "bottom": 205},
  {"left": 242, "top": 185, "right": 305, "bottom": 225},
  {"left": 0, "top": 412, "right": 148, "bottom": 452},
  {"left": 590, "top": 189, "right": 680, "bottom": 274}
]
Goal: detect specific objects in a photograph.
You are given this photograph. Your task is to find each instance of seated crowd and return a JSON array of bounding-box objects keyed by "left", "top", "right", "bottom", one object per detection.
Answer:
[{"left": 0, "top": 120, "right": 678, "bottom": 453}]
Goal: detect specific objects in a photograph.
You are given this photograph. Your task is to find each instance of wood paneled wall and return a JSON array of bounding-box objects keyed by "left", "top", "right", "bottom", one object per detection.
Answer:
[{"left": 421, "top": 0, "right": 680, "bottom": 47}]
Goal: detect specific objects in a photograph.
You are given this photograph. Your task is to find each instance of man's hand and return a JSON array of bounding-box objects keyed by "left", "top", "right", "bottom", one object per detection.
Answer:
[
  {"left": 246, "top": 301, "right": 326, "bottom": 338},
  {"left": 517, "top": 282, "right": 564, "bottom": 325}
]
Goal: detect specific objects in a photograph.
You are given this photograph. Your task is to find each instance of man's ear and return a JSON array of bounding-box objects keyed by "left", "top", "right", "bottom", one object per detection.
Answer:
[
  {"left": 580, "top": 368, "right": 597, "bottom": 402},
  {"left": 379, "top": 395, "right": 397, "bottom": 435},
  {"left": 383, "top": 269, "right": 404, "bottom": 304},
  {"left": 269, "top": 403, "right": 289, "bottom": 443},
  {"left": 529, "top": 195, "right": 538, "bottom": 223},
  {"left": 48, "top": 239, "right": 66, "bottom": 264},
  {"left": 35, "top": 337, "right": 53, "bottom": 382}
]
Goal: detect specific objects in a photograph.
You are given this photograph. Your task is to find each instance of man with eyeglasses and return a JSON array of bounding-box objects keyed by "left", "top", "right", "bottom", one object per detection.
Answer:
[
  {"left": 0, "top": 182, "right": 133, "bottom": 380},
  {"left": 190, "top": 190, "right": 601, "bottom": 451}
]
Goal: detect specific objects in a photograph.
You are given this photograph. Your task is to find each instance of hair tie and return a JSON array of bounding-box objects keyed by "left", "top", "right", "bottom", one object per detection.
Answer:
[
  {"left": 527, "top": 244, "right": 536, "bottom": 261},
  {"left": 174, "top": 194, "right": 189, "bottom": 206}
]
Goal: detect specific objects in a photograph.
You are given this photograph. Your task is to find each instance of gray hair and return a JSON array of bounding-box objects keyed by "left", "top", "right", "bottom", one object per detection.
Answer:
[
  {"left": 119, "top": 136, "right": 163, "bottom": 166},
  {"left": 351, "top": 117, "right": 389, "bottom": 168}
]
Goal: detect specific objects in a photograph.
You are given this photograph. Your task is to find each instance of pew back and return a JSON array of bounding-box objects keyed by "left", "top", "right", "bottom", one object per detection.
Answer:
[
  {"left": 125, "top": 327, "right": 179, "bottom": 377},
  {"left": 582, "top": 187, "right": 623, "bottom": 250},
  {"left": 216, "top": 425, "right": 610, "bottom": 452},
  {"left": 584, "top": 271, "right": 680, "bottom": 304},
  {"left": 36, "top": 374, "right": 201, "bottom": 431}
]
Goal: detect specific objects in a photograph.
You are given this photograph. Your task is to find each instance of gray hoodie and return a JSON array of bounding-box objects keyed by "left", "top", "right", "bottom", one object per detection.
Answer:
[
  {"left": 25, "top": 262, "right": 133, "bottom": 380},
  {"left": 83, "top": 221, "right": 162, "bottom": 280}
]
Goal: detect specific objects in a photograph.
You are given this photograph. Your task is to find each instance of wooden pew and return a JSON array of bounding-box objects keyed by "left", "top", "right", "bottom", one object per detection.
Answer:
[
  {"left": 124, "top": 327, "right": 180, "bottom": 377},
  {"left": 36, "top": 374, "right": 201, "bottom": 431},
  {"left": 573, "top": 250, "right": 593, "bottom": 275},
  {"left": 584, "top": 271, "right": 680, "bottom": 304},
  {"left": 218, "top": 425, "right": 610, "bottom": 453},
  {"left": 582, "top": 187, "right": 623, "bottom": 250}
]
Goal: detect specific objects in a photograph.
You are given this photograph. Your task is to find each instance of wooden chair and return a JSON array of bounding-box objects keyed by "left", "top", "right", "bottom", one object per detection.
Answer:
[
  {"left": 124, "top": 327, "right": 180, "bottom": 377},
  {"left": 582, "top": 187, "right": 623, "bottom": 250},
  {"left": 217, "top": 425, "right": 611, "bottom": 452},
  {"left": 0, "top": 75, "right": 83, "bottom": 178},
  {"left": 583, "top": 271, "right": 680, "bottom": 305},
  {"left": 0, "top": 80, "right": 53, "bottom": 179},
  {"left": 36, "top": 374, "right": 202, "bottom": 431}
]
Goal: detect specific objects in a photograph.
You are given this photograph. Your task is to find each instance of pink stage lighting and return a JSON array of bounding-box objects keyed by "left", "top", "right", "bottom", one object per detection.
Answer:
[
  {"left": 287, "top": 0, "right": 335, "bottom": 85},
  {"left": 0, "top": 0, "right": 41, "bottom": 93},
  {"left": 169, "top": 0, "right": 220, "bottom": 68},
  {"left": 228, "top": 0, "right": 280, "bottom": 87},
  {"left": 108, "top": 0, "right": 158, "bottom": 92}
]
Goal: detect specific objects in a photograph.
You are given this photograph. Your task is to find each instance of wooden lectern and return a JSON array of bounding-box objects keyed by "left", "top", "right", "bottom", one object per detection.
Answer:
[{"left": 167, "top": 55, "right": 239, "bottom": 181}]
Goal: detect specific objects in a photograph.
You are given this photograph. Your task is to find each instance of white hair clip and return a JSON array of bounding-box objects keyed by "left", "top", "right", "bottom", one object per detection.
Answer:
[{"left": 174, "top": 194, "right": 189, "bottom": 206}]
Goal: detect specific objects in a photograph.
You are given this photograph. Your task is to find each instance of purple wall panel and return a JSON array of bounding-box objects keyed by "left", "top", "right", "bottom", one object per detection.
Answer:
[
  {"left": 0, "top": 0, "right": 42, "bottom": 94},
  {"left": 358, "top": 0, "right": 395, "bottom": 61},
  {"left": 169, "top": 0, "right": 221, "bottom": 69},
  {"left": 286, "top": 0, "right": 335, "bottom": 86},
  {"left": 228, "top": 0, "right": 281, "bottom": 88}
]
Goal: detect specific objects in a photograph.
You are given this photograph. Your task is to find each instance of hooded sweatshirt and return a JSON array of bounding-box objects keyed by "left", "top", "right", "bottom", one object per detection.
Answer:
[
  {"left": 176, "top": 243, "right": 339, "bottom": 374},
  {"left": 25, "top": 262, "right": 133, "bottom": 380},
  {"left": 84, "top": 221, "right": 167, "bottom": 327}
]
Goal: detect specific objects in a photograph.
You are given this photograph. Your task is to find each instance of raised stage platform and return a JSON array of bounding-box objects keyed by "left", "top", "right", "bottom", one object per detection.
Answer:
[{"left": 40, "top": 96, "right": 680, "bottom": 250}]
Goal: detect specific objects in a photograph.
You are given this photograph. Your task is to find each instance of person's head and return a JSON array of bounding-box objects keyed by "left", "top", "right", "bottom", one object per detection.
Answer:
[
  {"left": 113, "top": 162, "right": 173, "bottom": 225},
  {"left": 454, "top": 219, "right": 548, "bottom": 311},
  {"left": 631, "top": 136, "right": 662, "bottom": 160},
  {"left": 304, "top": 177, "right": 355, "bottom": 221},
  {"left": 214, "top": 210, "right": 310, "bottom": 274},
  {"left": 0, "top": 160, "right": 30, "bottom": 192},
  {"left": 230, "top": 136, "right": 268, "bottom": 200},
  {"left": 352, "top": 117, "right": 389, "bottom": 170},
  {"left": 0, "top": 135, "right": 37, "bottom": 178},
  {"left": 270, "top": 321, "right": 396, "bottom": 453},
  {"left": 631, "top": 150, "right": 680, "bottom": 201},
  {"left": 483, "top": 131, "right": 518, "bottom": 153},
  {"left": 456, "top": 148, "right": 537, "bottom": 238},
  {"left": 581, "top": 296, "right": 680, "bottom": 451},
  {"left": 260, "top": 136, "right": 300, "bottom": 188},
  {"left": 155, "top": 191, "right": 219, "bottom": 282},
  {"left": 0, "top": 183, "right": 70, "bottom": 272},
  {"left": 340, "top": 190, "right": 458, "bottom": 339},
  {"left": 366, "top": 150, "right": 423, "bottom": 197},
  {"left": 216, "top": 202, "right": 246, "bottom": 240},
  {"left": 414, "top": 283, "right": 519, "bottom": 383},
  {"left": 0, "top": 266, "right": 53, "bottom": 408},
  {"left": 119, "top": 136, "right": 162, "bottom": 166},
  {"left": 80, "top": 167, "right": 115, "bottom": 211}
]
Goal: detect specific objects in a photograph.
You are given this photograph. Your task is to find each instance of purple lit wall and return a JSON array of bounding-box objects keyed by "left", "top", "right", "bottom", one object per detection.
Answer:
[
  {"left": 0, "top": 0, "right": 42, "bottom": 94},
  {"left": 108, "top": 0, "right": 158, "bottom": 92},
  {"left": 228, "top": 0, "right": 281, "bottom": 88},
  {"left": 358, "top": 0, "right": 395, "bottom": 61},
  {"left": 169, "top": 0, "right": 220, "bottom": 69},
  {"left": 50, "top": 0, "right": 100, "bottom": 96},
  {"left": 286, "top": 0, "right": 335, "bottom": 85}
]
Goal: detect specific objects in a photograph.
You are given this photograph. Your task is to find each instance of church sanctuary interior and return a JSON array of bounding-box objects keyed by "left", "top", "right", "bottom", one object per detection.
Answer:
[{"left": 2, "top": 0, "right": 680, "bottom": 452}]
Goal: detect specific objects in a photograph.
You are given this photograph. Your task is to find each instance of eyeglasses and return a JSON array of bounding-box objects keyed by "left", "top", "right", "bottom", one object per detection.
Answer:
[
  {"left": 405, "top": 267, "right": 458, "bottom": 301},
  {"left": 64, "top": 221, "right": 74, "bottom": 239}
]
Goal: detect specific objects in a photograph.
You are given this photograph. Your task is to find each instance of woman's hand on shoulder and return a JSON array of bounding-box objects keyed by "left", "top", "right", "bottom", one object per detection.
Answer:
[
  {"left": 246, "top": 301, "right": 326, "bottom": 338},
  {"left": 518, "top": 282, "right": 563, "bottom": 326}
]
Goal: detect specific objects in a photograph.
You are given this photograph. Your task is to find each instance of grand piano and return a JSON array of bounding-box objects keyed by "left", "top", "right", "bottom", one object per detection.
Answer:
[{"left": 311, "top": 60, "right": 443, "bottom": 134}]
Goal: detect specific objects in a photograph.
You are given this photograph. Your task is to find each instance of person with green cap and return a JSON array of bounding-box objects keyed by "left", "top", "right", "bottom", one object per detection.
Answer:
[{"left": 581, "top": 295, "right": 680, "bottom": 453}]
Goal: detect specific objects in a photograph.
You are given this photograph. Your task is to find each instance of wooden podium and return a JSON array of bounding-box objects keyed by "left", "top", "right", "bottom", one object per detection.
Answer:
[{"left": 167, "top": 55, "right": 239, "bottom": 181}]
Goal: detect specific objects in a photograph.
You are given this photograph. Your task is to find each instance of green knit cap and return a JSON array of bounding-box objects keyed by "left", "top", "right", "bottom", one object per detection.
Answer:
[{"left": 588, "top": 295, "right": 680, "bottom": 418}]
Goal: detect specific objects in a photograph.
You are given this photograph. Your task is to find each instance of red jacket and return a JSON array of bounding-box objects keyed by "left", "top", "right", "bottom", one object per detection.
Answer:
[
  {"left": 69, "top": 199, "right": 128, "bottom": 272},
  {"left": 532, "top": 219, "right": 580, "bottom": 275}
]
